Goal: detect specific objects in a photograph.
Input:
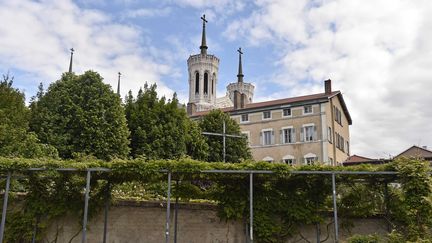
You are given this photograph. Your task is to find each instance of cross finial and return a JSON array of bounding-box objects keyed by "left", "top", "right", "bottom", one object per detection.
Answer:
[
  {"left": 201, "top": 14, "right": 208, "bottom": 24},
  {"left": 200, "top": 14, "right": 208, "bottom": 55},
  {"left": 70, "top": 48, "right": 74, "bottom": 53},
  {"left": 237, "top": 47, "right": 243, "bottom": 55}
]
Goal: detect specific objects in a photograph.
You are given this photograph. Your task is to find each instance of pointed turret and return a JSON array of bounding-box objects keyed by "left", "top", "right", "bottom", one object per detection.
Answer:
[
  {"left": 68, "top": 48, "right": 74, "bottom": 73},
  {"left": 200, "top": 14, "right": 208, "bottom": 55},
  {"left": 117, "top": 72, "right": 121, "bottom": 95},
  {"left": 237, "top": 47, "right": 244, "bottom": 83}
]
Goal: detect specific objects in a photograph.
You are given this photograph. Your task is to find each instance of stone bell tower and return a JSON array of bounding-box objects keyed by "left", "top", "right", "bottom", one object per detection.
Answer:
[
  {"left": 187, "top": 14, "right": 220, "bottom": 115},
  {"left": 226, "top": 47, "right": 254, "bottom": 109}
]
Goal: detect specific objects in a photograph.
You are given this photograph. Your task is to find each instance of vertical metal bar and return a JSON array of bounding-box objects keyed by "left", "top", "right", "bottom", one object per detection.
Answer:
[
  {"left": 0, "top": 172, "right": 11, "bottom": 243},
  {"left": 165, "top": 172, "right": 172, "bottom": 243},
  {"left": 249, "top": 173, "right": 253, "bottom": 242},
  {"left": 103, "top": 182, "right": 110, "bottom": 243},
  {"left": 82, "top": 170, "right": 91, "bottom": 243},
  {"left": 223, "top": 120, "right": 226, "bottom": 162},
  {"left": 331, "top": 173, "right": 339, "bottom": 243},
  {"left": 31, "top": 216, "right": 39, "bottom": 243},
  {"left": 174, "top": 180, "right": 179, "bottom": 243}
]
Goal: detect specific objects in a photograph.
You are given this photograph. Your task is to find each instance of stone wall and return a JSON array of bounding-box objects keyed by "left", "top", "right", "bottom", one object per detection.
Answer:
[
  {"left": 44, "top": 201, "right": 245, "bottom": 243},
  {"left": 44, "top": 200, "right": 387, "bottom": 243}
]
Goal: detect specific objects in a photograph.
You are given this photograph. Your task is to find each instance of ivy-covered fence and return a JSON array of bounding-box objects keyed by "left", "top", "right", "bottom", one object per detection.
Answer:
[{"left": 0, "top": 157, "right": 431, "bottom": 243}]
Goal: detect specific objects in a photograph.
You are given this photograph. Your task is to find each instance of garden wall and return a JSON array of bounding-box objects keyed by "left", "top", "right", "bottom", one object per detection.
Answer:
[{"left": 44, "top": 201, "right": 388, "bottom": 243}]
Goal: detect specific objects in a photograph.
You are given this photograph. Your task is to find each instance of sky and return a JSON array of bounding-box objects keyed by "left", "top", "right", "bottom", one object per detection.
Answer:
[{"left": 1, "top": 0, "right": 432, "bottom": 158}]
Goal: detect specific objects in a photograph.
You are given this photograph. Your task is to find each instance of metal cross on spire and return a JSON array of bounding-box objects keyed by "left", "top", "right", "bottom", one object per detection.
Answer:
[
  {"left": 117, "top": 72, "right": 121, "bottom": 95},
  {"left": 200, "top": 14, "right": 208, "bottom": 55},
  {"left": 237, "top": 47, "right": 244, "bottom": 83},
  {"left": 68, "top": 48, "right": 74, "bottom": 73}
]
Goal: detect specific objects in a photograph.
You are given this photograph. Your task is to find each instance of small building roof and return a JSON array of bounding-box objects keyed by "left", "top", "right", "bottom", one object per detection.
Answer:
[
  {"left": 395, "top": 145, "right": 432, "bottom": 160},
  {"left": 342, "top": 154, "right": 388, "bottom": 166}
]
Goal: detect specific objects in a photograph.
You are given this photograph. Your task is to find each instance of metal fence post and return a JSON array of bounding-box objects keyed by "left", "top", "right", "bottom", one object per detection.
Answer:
[
  {"left": 165, "top": 172, "right": 172, "bottom": 243},
  {"left": 82, "top": 170, "right": 91, "bottom": 243},
  {"left": 250, "top": 173, "right": 253, "bottom": 243},
  {"left": 223, "top": 120, "right": 226, "bottom": 162},
  {"left": 0, "top": 172, "right": 11, "bottom": 243},
  {"left": 103, "top": 182, "right": 111, "bottom": 243},
  {"left": 331, "top": 173, "right": 339, "bottom": 243},
  {"left": 174, "top": 180, "right": 179, "bottom": 243}
]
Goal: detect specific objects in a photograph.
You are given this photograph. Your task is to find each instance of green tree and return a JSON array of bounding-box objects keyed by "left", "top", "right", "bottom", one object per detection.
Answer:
[
  {"left": 185, "top": 118, "right": 209, "bottom": 160},
  {"left": 125, "top": 83, "right": 208, "bottom": 159},
  {"left": 0, "top": 74, "right": 57, "bottom": 158},
  {"left": 30, "top": 71, "right": 129, "bottom": 160},
  {"left": 199, "top": 109, "right": 251, "bottom": 162}
]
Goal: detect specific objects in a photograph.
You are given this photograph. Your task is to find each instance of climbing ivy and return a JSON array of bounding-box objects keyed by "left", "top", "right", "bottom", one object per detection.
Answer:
[{"left": 0, "top": 157, "right": 430, "bottom": 242}]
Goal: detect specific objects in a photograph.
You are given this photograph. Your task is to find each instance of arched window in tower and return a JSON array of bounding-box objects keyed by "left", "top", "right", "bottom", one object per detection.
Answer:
[
  {"left": 195, "top": 72, "right": 199, "bottom": 94},
  {"left": 204, "top": 72, "right": 208, "bottom": 94},
  {"left": 212, "top": 73, "right": 215, "bottom": 94}
]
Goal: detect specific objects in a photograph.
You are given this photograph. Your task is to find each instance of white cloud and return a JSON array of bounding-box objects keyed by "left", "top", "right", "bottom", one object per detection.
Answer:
[
  {"left": 0, "top": 0, "right": 173, "bottom": 100},
  {"left": 172, "top": 0, "right": 246, "bottom": 22},
  {"left": 122, "top": 7, "right": 172, "bottom": 19},
  {"left": 224, "top": 0, "right": 432, "bottom": 157}
]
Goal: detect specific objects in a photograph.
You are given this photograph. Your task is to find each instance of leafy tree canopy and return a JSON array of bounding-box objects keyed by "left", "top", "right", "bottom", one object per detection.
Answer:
[
  {"left": 30, "top": 71, "right": 129, "bottom": 160},
  {"left": 199, "top": 109, "right": 251, "bottom": 162},
  {"left": 0, "top": 74, "right": 57, "bottom": 158},
  {"left": 125, "top": 83, "right": 208, "bottom": 160}
]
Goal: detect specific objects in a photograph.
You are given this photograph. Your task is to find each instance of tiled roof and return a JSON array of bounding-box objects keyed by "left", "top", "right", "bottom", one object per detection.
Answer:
[
  {"left": 191, "top": 90, "right": 352, "bottom": 124},
  {"left": 344, "top": 155, "right": 375, "bottom": 163},
  {"left": 342, "top": 155, "right": 389, "bottom": 166},
  {"left": 395, "top": 145, "right": 432, "bottom": 159}
]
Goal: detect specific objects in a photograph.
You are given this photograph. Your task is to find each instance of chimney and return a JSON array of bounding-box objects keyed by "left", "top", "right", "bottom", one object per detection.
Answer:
[
  {"left": 423, "top": 146, "right": 428, "bottom": 150},
  {"left": 324, "top": 79, "right": 332, "bottom": 94}
]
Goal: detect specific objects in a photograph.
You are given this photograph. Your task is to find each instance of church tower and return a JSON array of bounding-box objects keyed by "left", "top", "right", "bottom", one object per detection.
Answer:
[
  {"left": 187, "top": 15, "right": 220, "bottom": 115},
  {"left": 226, "top": 48, "right": 254, "bottom": 109}
]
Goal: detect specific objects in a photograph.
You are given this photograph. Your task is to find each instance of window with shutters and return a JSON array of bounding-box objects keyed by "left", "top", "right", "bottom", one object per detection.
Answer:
[
  {"left": 262, "top": 111, "right": 271, "bottom": 120},
  {"left": 281, "top": 127, "right": 295, "bottom": 143},
  {"left": 304, "top": 105, "right": 312, "bottom": 114},
  {"left": 261, "top": 129, "right": 274, "bottom": 145},
  {"left": 334, "top": 106, "right": 343, "bottom": 126},
  {"left": 282, "top": 108, "right": 291, "bottom": 117},
  {"left": 302, "top": 125, "right": 316, "bottom": 142},
  {"left": 346, "top": 141, "right": 350, "bottom": 155}
]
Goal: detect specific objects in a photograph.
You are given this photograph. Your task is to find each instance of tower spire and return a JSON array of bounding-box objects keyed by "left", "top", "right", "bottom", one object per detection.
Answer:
[
  {"left": 237, "top": 47, "right": 244, "bottom": 83},
  {"left": 68, "top": 48, "right": 74, "bottom": 73},
  {"left": 117, "top": 72, "right": 121, "bottom": 95},
  {"left": 200, "top": 14, "right": 208, "bottom": 55}
]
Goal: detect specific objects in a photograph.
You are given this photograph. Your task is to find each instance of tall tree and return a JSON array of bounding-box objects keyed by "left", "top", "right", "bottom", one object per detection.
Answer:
[
  {"left": 199, "top": 109, "right": 251, "bottom": 162},
  {"left": 30, "top": 71, "right": 130, "bottom": 160},
  {"left": 0, "top": 74, "right": 57, "bottom": 158},
  {"left": 125, "top": 83, "right": 208, "bottom": 159}
]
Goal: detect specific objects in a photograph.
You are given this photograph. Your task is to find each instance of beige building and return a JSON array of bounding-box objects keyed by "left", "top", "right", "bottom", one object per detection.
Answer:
[{"left": 187, "top": 15, "right": 352, "bottom": 165}]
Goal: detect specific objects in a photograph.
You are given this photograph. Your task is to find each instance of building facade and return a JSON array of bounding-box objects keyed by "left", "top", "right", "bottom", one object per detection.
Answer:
[{"left": 187, "top": 15, "right": 352, "bottom": 165}]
